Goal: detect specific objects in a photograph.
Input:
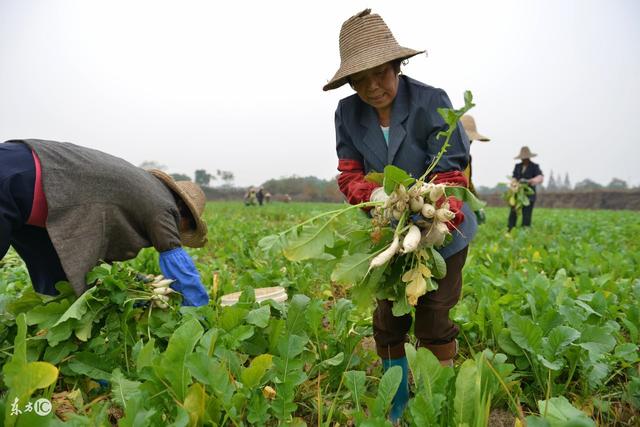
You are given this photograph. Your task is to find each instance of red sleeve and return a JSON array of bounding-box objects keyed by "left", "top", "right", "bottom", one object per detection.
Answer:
[
  {"left": 337, "top": 159, "right": 379, "bottom": 205},
  {"left": 429, "top": 170, "right": 468, "bottom": 231}
]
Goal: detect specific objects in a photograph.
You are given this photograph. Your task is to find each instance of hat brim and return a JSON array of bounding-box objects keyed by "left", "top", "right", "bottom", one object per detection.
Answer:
[
  {"left": 467, "top": 131, "right": 490, "bottom": 142},
  {"left": 323, "top": 47, "right": 425, "bottom": 91},
  {"left": 149, "top": 169, "right": 208, "bottom": 248},
  {"left": 514, "top": 153, "right": 537, "bottom": 159}
]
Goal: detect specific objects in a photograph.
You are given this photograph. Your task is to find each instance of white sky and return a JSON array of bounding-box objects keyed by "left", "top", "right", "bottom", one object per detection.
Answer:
[{"left": 1, "top": 0, "right": 639, "bottom": 188}]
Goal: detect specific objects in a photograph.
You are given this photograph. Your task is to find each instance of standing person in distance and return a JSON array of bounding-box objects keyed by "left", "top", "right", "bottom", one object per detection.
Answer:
[{"left": 508, "top": 146, "right": 544, "bottom": 230}]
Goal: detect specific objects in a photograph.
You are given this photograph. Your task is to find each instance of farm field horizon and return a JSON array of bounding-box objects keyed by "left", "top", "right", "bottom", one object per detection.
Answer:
[{"left": 1, "top": 202, "right": 639, "bottom": 426}]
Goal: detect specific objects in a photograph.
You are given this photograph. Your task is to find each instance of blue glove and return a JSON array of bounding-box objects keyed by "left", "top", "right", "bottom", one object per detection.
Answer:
[{"left": 159, "top": 247, "right": 209, "bottom": 306}]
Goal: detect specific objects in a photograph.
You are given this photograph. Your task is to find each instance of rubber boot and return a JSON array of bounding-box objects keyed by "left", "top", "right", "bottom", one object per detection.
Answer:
[{"left": 382, "top": 356, "right": 410, "bottom": 423}]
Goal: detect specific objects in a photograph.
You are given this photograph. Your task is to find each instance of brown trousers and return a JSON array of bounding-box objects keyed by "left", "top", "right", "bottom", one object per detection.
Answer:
[{"left": 373, "top": 246, "right": 468, "bottom": 360}]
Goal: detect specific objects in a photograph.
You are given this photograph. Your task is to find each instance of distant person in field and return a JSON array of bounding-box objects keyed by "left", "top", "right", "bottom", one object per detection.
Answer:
[
  {"left": 324, "top": 9, "right": 476, "bottom": 423},
  {"left": 460, "top": 114, "right": 490, "bottom": 224},
  {"left": 283, "top": 194, "right": 291, "bottom": 203},
  {"left": 508, "top": 146, "right": 544, "bottom": 230},
  {"left": 0, "top": 139, "right": 210, "bottom": 306},
  {"left": 256, "top": 187, "right": 265, "bottom": 206},
  {"left": 245, "top": 188, "right": 258, "bottom": 206},
  {"left": 264, "top": 192, "right": 272, "bottom": 203}
]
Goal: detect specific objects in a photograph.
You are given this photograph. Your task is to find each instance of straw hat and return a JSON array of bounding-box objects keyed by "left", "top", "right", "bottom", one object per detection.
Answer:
[
  {"left": 149, "top": 169, "right": 208, "bottom": 248},
  {"left": 514, "top": 146, "right": 537, "bottom": 160},
  {"left": 323, "top": 9, "right": 425, "bottom": 91},
  {"left": 460, "top": 115, "right": 490, "bottom": 142}
]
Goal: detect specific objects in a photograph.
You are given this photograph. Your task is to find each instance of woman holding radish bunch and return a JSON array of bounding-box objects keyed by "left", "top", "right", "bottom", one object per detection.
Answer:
[{"left": 323, "top": 9, "right": 477, "bottom": 422}]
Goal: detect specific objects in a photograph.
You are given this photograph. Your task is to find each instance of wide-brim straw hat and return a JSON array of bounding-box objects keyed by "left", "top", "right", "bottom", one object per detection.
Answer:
[
  {"left": 323, "top": 9, "right": 425, "bottom": 91},
  {"left": 515, "top": 146, "right": 537, "bottom": 160},
  {"left": 149, "top": 169, "right": 208, "bottom": 248},
  {"left": 460, "top": 115, "right": 490, "bottom": 142}
]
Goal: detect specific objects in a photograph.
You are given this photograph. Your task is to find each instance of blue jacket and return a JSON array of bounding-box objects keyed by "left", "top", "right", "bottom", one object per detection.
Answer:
[{"left": 335, "top": 75, "right": 477, "bottom": 259}]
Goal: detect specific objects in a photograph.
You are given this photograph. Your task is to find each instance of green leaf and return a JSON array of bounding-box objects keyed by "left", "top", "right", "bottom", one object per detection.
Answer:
[
  {"left": 3, "top": 315, "right": 59, "bottom": 427},
  {"left": 343, "top": 371, "right": 366, "bottom": 412},
  {"left": 241, "top": 354, "right": 273, "bottom": 389},
  {"left": 331, "top": 252, "right": 372, "bottom": 284},
  {"left": 133, "top": 341, "right": 155, "bottom": 375},
  {"left": 546, "top": 326, "right": 581, "bottom": 356},
  {"left": 509, "top": 315, "right": 543, "bottom": 353},
  {"left": 444, "top": 186, "right": 486, "bottom": 211},
  {"left": 183, "top": 383, "right": 206, "bottom": 426},
  {"left": 453, "top": 359, "right": 477, "bottom": 426},
  {"left": 110, "top": 368, "right": 141, "bottom": 409},
  {"left": 283, "top": 223, "right": 334, "bottom": 261},
  {"left": 25, "top": 299, "right": 71, "bottom": 328},
  {"left": 319, "top": 352, "right": 345, "bottom": 369},
  {"left": 578, "top": 325, "right": 617, "bottom": 361},
  {"left": 373, "top": 365, "right": 402, "bottom": 417},
  {"left": 406, "top": 346, "right": 454, "bottom": 398},
  {"left": 365, "top": 171, "right": 384, "bottom": 185},
  {"left": 614, "top": 343, "right": 639, "bottom": 362},
  {"left": 383, "top": 165, "right": 415, "bottom": 194},
  {"left": 498, "top": 328, "right": 524, "bottom": 356},
  {"left": 536, "top": 396, "right": 595, "bottom": 426},
  {"left": 430, "top": 248, "right": 447, "bottom": 279},
  {"left": 258, "top": 234, "right": 285, "bottom": 254},
  {"left": 43, "top": 340, "right": 78, "bottom": 365},
  {"left": 277, "top": 334, "right": 307, "bottom": 360},
  {"left": 409, "top": 393, "right": 446, "bottom": 426},
  {"left": 52, "top": 287, "right": 100, "bottom": 327},
  {"left": 286, "top": 294, "right": 310, "bottom": 336},
  {"left": 246, "top": 305, "right": 271, "bottom": 328},
  {"left": 157, "top": 318, "right": 204, "bottom": 401}
]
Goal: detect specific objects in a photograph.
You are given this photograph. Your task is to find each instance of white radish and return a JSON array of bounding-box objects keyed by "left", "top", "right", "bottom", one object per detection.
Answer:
[
  {"left": 154, "top": 301, "right": 169, "bottom": 309},
  {"left": 402, "top": 225, "right": 422, "bottom": 253},
  {"left": 409, "top": 196, "right": 424, "bottom": 212},
  {"left": 422, "top": 222, "right": 449, "bottom": 247},
  {"left": 153, "top": 286, "right": 175, "bottom": 296},
  {"left": 421, "top": 203, "right": 436, "bottom": 219},
  {"left": 370, "top": 236, "right": 400, "bottom": 268},
  {"left": 435, "top": 208, "right": 456, "bottom": 223},
  {"left": 149, "top": 279, "right": 174, "bottom": 288}
]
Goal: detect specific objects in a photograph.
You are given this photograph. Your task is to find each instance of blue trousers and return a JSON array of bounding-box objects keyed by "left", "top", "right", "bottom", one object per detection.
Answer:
[{"left": 0, "top": 142, "right": 65, "bottom": 295}]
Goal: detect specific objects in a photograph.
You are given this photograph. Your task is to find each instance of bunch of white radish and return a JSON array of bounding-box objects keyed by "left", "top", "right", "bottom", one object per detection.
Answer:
[
  {"left": 370, "top": 181, "right": 455, "bottom": 266},
  {"left": 369, "top": 181, "right": 457, "bottom": 306},
  {"left": 146, "top": 275, "right": 175, "bottom": 309}
]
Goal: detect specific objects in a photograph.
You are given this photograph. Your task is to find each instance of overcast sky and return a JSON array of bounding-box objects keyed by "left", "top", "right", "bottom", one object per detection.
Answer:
[{"left": 1, "top": 0, "right": 639, "bottom": 188}]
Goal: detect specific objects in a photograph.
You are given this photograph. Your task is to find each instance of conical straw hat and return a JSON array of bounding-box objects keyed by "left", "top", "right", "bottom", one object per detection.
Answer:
[
  {"left": 514, "top": 146, "right": 537, "bottom": 160},
  {"left": 149, "top": 169, "right": 208, "bottom": 248},
  {"left": 460, "top": 115, "right": 490, "bottom": 142},
  {"left": 323, "top": 9, "right": 425, "bottom": 91}
]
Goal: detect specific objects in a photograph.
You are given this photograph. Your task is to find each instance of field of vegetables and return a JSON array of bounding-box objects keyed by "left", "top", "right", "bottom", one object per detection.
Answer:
[{"left": 0, "top": 202, "right": 639, "bottom": 426}]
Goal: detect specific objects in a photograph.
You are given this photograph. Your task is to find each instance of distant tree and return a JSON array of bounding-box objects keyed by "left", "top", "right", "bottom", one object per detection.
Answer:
[
  {"left": 195, "top": 169, "right": 212, "bottom": 187},
  {"left": 139, "top": 160, "right": 167, "bottom": 171},
  {"left": 170, "top": 173, "right": 191, "bottom": 182},
  {"left": 607, "top": 178, "right": 628, "bottom": 190},
  {"left": 574, "top": 179, "right": 602, "bottom": 191},
  {"left": 546, "top": 170, "right": 558, "bottom": 191},
  {"left": 563, "top": 173, "right": 571, "bottom": 191},
  {"left": 215, "top": 170, "right": 235, "bottom": 187}
]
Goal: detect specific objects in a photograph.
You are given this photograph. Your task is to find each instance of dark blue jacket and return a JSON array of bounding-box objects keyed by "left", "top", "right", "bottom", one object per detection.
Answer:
[
  {"left": 335, "top": 75, "right": 477, "bottom": 259},
  {"left": 512, "top": 161, "right": 543, "bottom": 193}
]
